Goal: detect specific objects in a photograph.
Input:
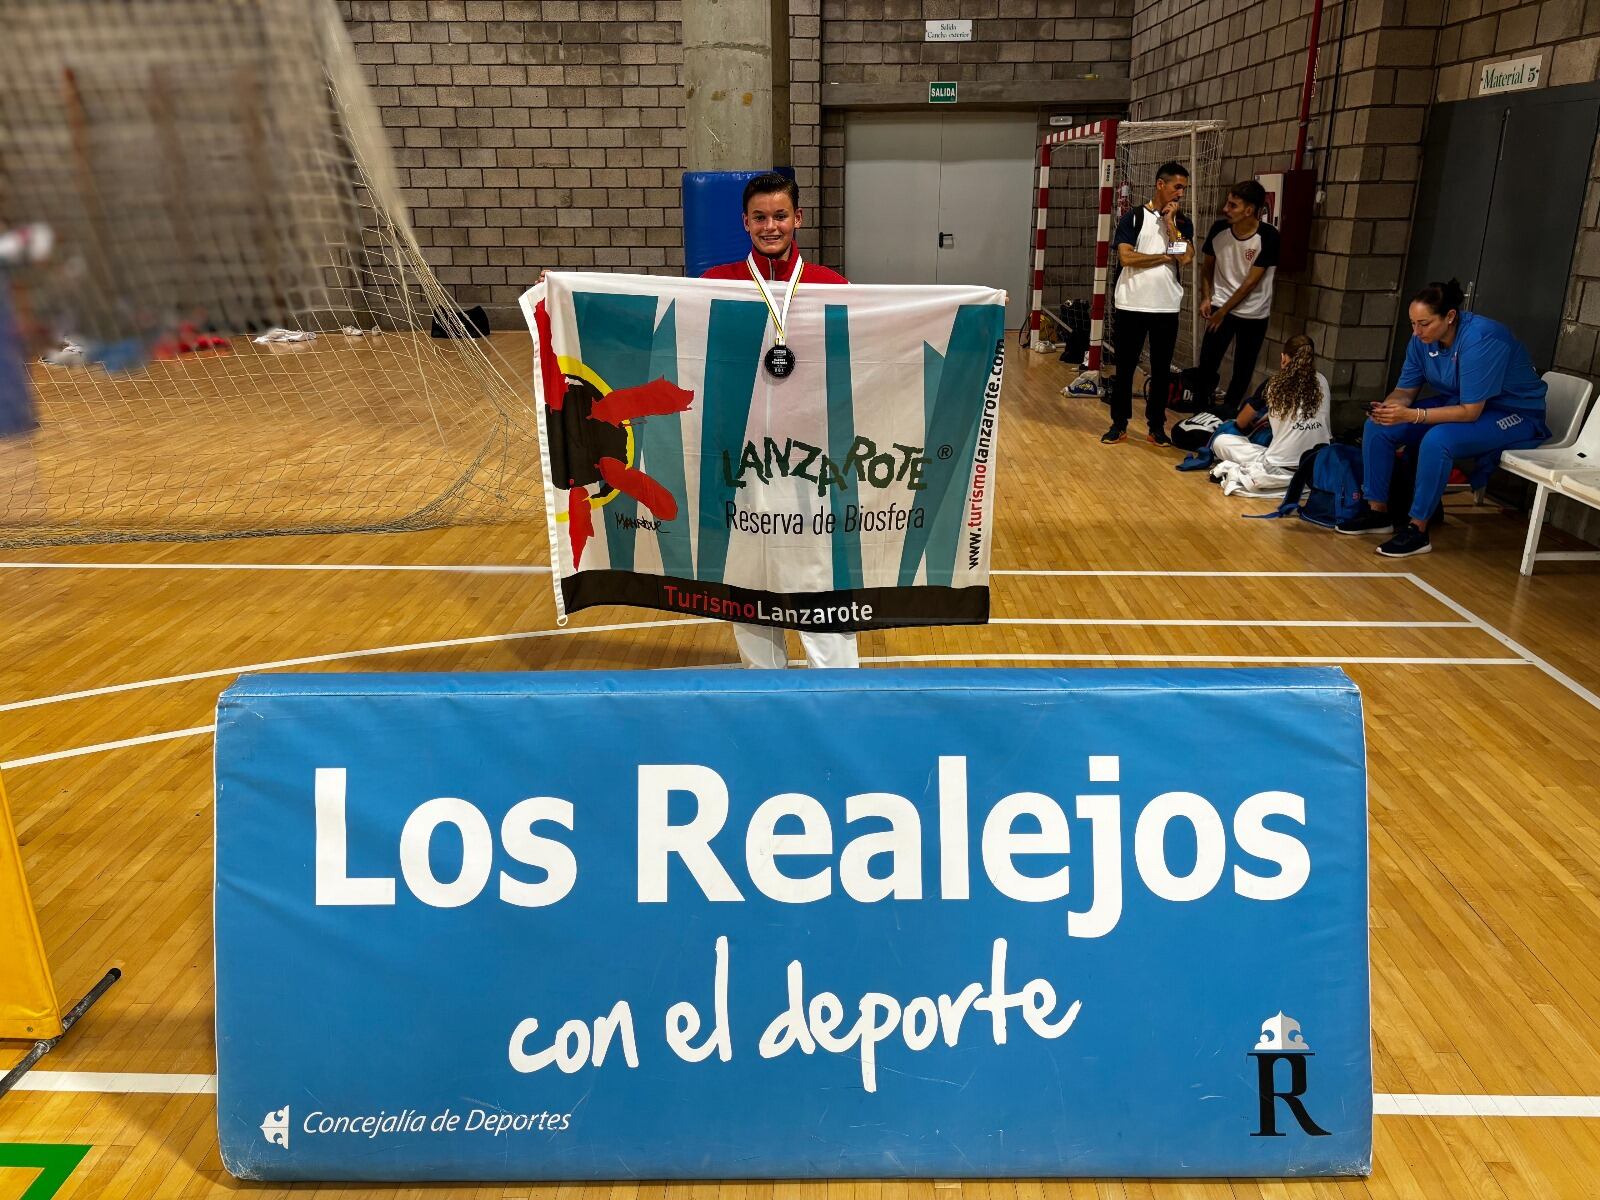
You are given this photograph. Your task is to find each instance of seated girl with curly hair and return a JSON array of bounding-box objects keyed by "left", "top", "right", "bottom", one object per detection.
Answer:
[{"left": 1209, "top": 332, "right": 1330, "bottom": 497}]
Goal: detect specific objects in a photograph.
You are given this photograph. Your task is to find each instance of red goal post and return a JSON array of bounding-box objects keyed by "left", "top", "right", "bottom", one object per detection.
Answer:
[
  {"left": 1029, "top": 119, "right": 1226, "bottom": 377},
  {"left": 1029, "top": 120, "right": 1118, "bottom": 369}
]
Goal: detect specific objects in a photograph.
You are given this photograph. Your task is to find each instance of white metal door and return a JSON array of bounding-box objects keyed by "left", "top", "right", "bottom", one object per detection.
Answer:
[
  {"left": 843, "top": 112, "right": 1035, "bottom": 330},
  {"left": 931, "top": 113, "right": 1037, "bottom": 330},
  {"left": 843, "top": 114, "right": 941, "bottom": 287}
]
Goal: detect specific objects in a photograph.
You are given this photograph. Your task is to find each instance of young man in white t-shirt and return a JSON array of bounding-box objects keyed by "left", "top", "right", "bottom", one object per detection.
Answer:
[
  {"left": 1195, "top": 180, "right": 1280, "bottom": 416},
  {"left": 1104, "top": 161, "right": 1194, "bottom": 445}
]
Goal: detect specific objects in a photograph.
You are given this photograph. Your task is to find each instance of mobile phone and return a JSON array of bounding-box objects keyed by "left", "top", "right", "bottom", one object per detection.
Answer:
[{"left": 1167, "top": 241, "right": 1188, "bottom": 255}]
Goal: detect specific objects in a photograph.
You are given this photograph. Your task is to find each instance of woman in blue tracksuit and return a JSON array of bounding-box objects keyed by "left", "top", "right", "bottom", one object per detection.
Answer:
[{"left": 1336, "top": 278, "right": 1548, "bottom": 557}]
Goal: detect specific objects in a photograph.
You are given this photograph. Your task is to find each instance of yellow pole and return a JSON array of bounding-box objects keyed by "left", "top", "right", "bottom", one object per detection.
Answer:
[{"left": 0, "top": 769, "right": 63, "bottom": 1039}]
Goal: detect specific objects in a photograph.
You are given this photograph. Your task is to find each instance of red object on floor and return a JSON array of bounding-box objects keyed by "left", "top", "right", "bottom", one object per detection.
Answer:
[{"left": 152, "top": 322, "right": 232, "bottom": 360}]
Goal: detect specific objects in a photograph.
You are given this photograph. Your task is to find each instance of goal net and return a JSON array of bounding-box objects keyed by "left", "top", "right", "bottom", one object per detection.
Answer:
[
  {"left": 0, "top": 0, "right": 541, "bottom": 547},
  {"left": 1028, "top": 120, "right": 1224, "bottom": 393}
]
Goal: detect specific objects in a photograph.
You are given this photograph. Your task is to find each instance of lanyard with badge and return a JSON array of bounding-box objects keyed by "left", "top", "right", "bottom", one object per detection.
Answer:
[
  {"left": 1155, "top": 205, "right": 1188, "bottom": 261},
  {"left": 746, "top": 253, "right": 804, "bottom": 378}
]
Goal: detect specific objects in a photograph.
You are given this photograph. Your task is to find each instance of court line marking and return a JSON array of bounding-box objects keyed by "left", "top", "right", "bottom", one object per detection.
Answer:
[
  {"left": 0, "top": 618, "right": 715, "bottom": 714},
  {"left": 0, "top": 587, "right": 1493, "bottom": 714},
  {"left": 2, "top": 726, "right": 216, "bottom": 770},
  {"left": 989, "top": 618, "right": 1474, "bottom": 629},
  {"left": 1, "top": 638, "right": 1518, "bottom": 723},
  {"left": 857, "top": 654, "right": 1531, "bottom": 666},
  {"left": 1373, "top": 1093, "right": 1600, "bottom": 1119},
  {"left": 12, "top": 1072, "right": 216, "bottom": 1095},
  {"left": 8, "top": 1072, "right": 1599, "bottom": 1117},
  {"left": 0, "top": 564, "right": 1400, "bottom": 578},
  {"left": 993, "top": 569, "right": 1413, "bottom": 578},
  {"left": 3, "top": 654, "right": 1533, "bottom": 770},
  {"left": 1402, "top": 573, "right": 1600, "bottom": 713},
  {"left": 0, "top": 622, "right": 1483, "bottom": 713},
  {"left": 1, "top": 571, "right": 1579, "bottom": 752},
  {"left": 0, "top": 561, "right": 552, "bottom": 574}
]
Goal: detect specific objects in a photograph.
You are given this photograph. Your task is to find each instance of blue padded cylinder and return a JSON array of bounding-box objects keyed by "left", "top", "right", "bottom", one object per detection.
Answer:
[{"left": 681, "top": 167, "right": 796, "bottom": 277}]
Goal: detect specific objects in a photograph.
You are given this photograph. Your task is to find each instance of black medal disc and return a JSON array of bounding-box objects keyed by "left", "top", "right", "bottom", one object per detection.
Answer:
[{"left": 764, "top": 344, "right": 796, "bottom": 378}]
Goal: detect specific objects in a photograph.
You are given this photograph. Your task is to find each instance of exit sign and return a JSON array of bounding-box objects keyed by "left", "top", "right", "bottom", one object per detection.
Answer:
[{"left": 929, "top": 81, "right": 957, "bottom": 104}]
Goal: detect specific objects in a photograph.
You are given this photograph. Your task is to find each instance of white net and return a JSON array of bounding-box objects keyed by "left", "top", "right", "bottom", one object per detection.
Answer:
[
  {"left": 0, "top": 0, "right": 542, "bottom": 547},
  {"left": 1047, "top": 121, "right": 1224, "bottom": 375}
]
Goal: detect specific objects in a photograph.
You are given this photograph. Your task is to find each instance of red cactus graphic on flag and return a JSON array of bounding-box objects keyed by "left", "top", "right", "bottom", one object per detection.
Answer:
[{"left": 535, "top": 298, "right": 695, "bottom": 568}]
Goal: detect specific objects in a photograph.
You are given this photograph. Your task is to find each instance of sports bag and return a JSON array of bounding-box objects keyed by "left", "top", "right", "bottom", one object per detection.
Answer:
[{"left": 1269, "top": 442, "right": 1357, "bottom": 527}]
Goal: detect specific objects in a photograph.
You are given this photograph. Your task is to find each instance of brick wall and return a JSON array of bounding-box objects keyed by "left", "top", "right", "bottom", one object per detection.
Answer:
[
  {"left": 1129, "top": 0, "right": 1431, "bottom": 410},
  {"left": 819, "top": 0, "right": 1130, "bottom": 88},
  {"left": 342, "top": 0, "right": 687, "bottom": 319},
  {"left": 812, "top": 0, "right": 1132, "bottom": 280},
  {"left": 790, "top": 0, "right": 829, "bottom": 263},
  {"left": 1131, "top": 0, "right": 1600, "bottom": 425},
  {"left": 341, "top": 0, "right": 1599, "bottom": 442},
  {"left": 342, "top": 1, "right": 1132, "bottom": 310}
]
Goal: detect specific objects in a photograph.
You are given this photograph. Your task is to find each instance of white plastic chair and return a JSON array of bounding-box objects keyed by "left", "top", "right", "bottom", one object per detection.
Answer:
[
  {"left": 1501, "top": 372, "right": 1596, "bottom": 481},
  {"left": 1557, "top": 470, "right": 1600, "bottom": 508},
  {"left": 1504, "top": 373, "right": 1600, "bottom": 575},
  {"left": 1549, "top": 469, "right": 1600, "bottom": 571}
]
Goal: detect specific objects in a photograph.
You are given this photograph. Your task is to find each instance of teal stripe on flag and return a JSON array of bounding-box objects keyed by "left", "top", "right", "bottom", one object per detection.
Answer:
[
  {"left": 897, "top": 339, "right": 945, "bottom": 585},
  {"left": 573, "top": 290, "right": 657, "bottom": 573},
  {"left": 637, "top": 301, "right": 693, "bottom": 577},
  {"left": 695, "top": 298, "right": 768, "bottom": 584},
  {"left": 824, "top": 304, "right": 863, "bottom": 590},
  {"left": 899, "top": 304, "right": 1003, "bottom": 586}
]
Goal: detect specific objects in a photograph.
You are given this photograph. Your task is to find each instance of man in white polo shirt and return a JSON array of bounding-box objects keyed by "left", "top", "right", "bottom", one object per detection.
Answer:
[
  {"left": 1103, "top": 161, "right": 1194, "bottom": 445},
  {"left": 1195, "top": 180, "right": 1280, "bottom": 417}
]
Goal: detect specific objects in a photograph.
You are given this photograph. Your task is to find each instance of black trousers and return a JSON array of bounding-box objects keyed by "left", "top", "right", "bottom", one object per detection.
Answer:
[
  {"left": 1195, "top": 314, "right": 1270, "bottom": 416},
  {"left": 1109, "top": 309, "right": 1178, "bottom": 430}
]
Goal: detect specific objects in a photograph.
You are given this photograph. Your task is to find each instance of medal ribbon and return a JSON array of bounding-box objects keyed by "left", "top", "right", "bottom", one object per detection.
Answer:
[{"left": 746, "top": 252, "right": 804, "bottom": 346}]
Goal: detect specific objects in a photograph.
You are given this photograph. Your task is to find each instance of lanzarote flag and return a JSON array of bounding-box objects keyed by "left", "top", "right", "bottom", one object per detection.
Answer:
[{"left": 520, "top": 272, "right": 1006, "bottom": 632}]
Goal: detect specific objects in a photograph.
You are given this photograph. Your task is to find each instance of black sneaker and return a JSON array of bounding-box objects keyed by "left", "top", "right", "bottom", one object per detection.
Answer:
[
  {"left": 1335, "top": 509, "right": 1393, "bottom": 535},
  {"left": 1377, "top": 525, "right": 1432, "bottom": 558},
  {"left": 1147, "top": 426, "right": 1171, "bottom": 446},
  {"left": 1100, "top": 424, "right": 1127, "bottom": 444}
]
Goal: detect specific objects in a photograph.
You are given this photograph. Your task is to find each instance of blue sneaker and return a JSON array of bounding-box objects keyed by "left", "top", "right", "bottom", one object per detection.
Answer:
[
  {"left": 1335, "top": 509, "right": 1393, "bottom": 536},
  {"left": 1376, "top": 525, "right": 1431, "bottom": 557}
]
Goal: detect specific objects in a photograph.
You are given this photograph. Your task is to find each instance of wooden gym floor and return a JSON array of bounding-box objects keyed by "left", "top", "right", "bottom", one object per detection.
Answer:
[{"left": 2, "top": 336, "right": 1599, "bottom": 1197}]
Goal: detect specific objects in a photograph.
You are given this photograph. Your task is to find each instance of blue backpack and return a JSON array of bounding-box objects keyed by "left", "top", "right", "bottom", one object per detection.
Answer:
[
  {"left": 1303, "top": 443, "right": 1363, "bottom": 526},
  {"left": 1247, "top": 442, "right": 1358, "bottom": 526}
]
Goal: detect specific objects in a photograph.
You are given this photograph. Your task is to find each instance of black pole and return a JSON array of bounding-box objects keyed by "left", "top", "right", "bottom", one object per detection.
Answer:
[{"left": 0, "top": 967, "right": 121, "bottom": 1100}]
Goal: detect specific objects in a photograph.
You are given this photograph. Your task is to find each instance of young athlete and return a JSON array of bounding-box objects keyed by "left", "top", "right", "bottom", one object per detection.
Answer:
[
  {"left": 702, "top": 173, "right": 856, "bottom": 668},
  {"left": 1195, "top": 180, "right": 1279, "bottom": 417},
  {"left": 1208, "top": 333, "right": 1330, "bottom": 497}
]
